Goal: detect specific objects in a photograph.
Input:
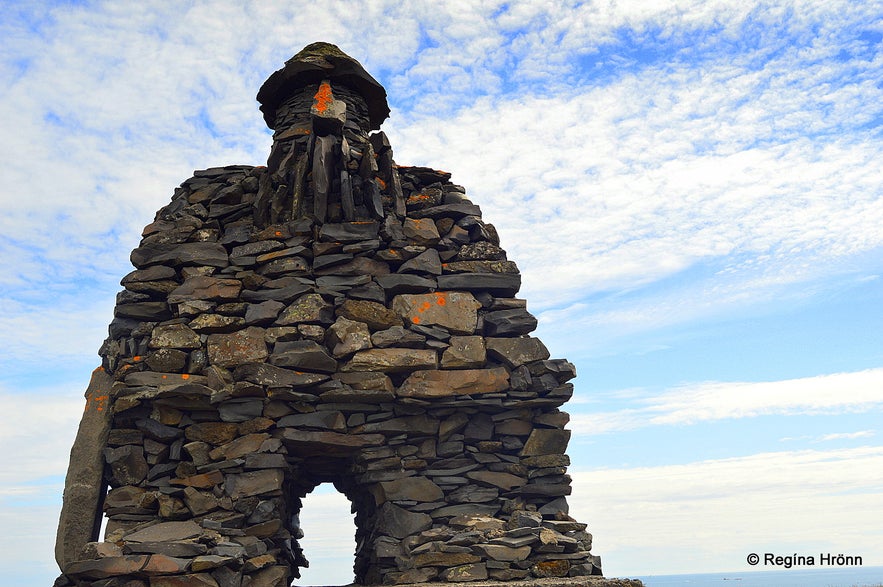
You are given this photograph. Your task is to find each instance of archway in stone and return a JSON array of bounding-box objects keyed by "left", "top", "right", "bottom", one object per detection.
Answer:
[{"left": 294, "top": 483, "right": 357, "bottom": 586}]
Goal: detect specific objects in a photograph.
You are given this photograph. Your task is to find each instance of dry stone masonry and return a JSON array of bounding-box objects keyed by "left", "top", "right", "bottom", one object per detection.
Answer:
[{"left": 55, "top": 43, "right": 604, "bottom": 587}]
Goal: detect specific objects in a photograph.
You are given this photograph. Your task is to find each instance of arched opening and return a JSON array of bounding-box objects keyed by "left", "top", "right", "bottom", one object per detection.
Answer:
[{"left": 292, "top": 483, "right": 358, "bottom": 586}]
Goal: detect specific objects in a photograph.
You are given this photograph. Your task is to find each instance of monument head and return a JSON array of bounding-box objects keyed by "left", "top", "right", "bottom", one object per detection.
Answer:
[{"left": 257, "top": 41, "right": 390, "bottom": 132}]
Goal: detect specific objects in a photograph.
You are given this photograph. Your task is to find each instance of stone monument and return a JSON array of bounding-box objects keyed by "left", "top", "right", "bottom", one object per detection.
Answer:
[{"left": 54, "top": 42, "right": 608, "bottom": 587}]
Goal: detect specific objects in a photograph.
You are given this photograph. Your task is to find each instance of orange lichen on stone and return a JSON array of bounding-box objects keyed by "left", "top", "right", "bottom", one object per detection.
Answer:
[
  {"left": 312, "top": 82, "right": 334, "bottom": 114},
  {"left": 84, "top": 391, "right": 108, "bottom": 414},
  {"left": 375, "top": 177, "right": 387, "bottom": 190},
  {"left": 410, "top": 292, "right": 449, "bottom": 323}
]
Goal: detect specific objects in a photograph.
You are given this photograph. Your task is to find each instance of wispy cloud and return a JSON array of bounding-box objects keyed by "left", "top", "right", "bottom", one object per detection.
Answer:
[
  {"left": 570, "top": 446, "right": 883, "bottom": 574},
  {"left": 571, "top": 368, "right": 883, "bottom": 434},
  {"left": 0, "top": 388, "right": 83, "bottom": 488},
  {"left": 1, "top": 0, "right": 881, "bottom": 368},
  {"left": 815, "top": 430, "right": 876, "bottom": 442}
]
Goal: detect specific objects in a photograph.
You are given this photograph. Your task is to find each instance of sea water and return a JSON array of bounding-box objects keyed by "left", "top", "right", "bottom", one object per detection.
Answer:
[{"left": 636, "top": 566, "right": 883, "bottom": 586}]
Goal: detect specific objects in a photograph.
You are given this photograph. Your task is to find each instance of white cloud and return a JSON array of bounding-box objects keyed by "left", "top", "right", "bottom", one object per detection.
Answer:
[
  {"left": 0, "top": 297, "right": 114, "bottom": 374},
  {"left": 0, "top": 388, "right": 84, "bottom": 489},
  {"left": 570, "top": 446, "right": 883, "bottom": 575},
  {"left": 388, "top": 49, "right": 883, "bottom": 315},
  {"left": 3, "top": 0, "right": 882, "bottom": 348},
  {"left": 570, "top": 368, "right": 883, "bottom": 434},
  {"left": 815, "top": 430, "right": 876, "bottom": 442},
  {"left": 0, "top": 384, "right": 100, "bottom": 583},
  {"left": 0, "top": 500, "right": 67, "bottom": 584}
]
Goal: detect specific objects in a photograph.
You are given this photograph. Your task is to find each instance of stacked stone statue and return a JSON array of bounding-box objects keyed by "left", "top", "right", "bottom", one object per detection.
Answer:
[{"left": 55, "top": 43, "right": 604, "bottom": 587}]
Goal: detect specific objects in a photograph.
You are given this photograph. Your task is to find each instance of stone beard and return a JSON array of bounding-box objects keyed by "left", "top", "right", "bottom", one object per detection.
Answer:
[{"left": 54, "top": 42, "right": 604, "bottom": 587}]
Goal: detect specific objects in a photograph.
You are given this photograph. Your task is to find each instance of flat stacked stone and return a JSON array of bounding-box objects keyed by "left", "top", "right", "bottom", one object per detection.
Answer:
[{"left": 55, "top": 43, "right": 606, "bottom": 587}]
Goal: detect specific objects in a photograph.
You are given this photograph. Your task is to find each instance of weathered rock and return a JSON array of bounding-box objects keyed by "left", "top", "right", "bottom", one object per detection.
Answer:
[
  {"left": 441, "top": 335, "right": 487, "bottom": 368},
  {"left": 233, "top": 362, "right": 327, "bottom": 388},
  {"left": 279, "top": 429, "right": 385, "bottom": 456},
  {"left": 206, "top": 327, "right": 268, "bottom": 367},
  {"left": 207, "top": 434, "right": 269, "bottom": 461},
  {"left": 336, "top": 299, "right": 402, "bottom": 330},
  {"left": 332, "top": 371, "right": 394, "bottom": 392},
  {"left": 104, "top": 445, "right": 149, "bottom": 486},
  {"left": 466, "top": 470, "right": 526, "bottom": 490},
  {"left": 398, "top": 367, "right": 509, "bottom": 398},
  {"left": 217, "top": 399, "right": 264, "bottom": 422},
  {"left": 385, "top": 568, "right": 437, "bottom": 584},
  {"left": 270, "top": 340, "right": 337, "bottom": 373},
  {"left": 532, "top": 559, "right": 571, "bottom": 578},
  {"left": 402, "top": 217, "right": 440, "bottom": 245},
  {"left": 115, "top": 301, "right": 173, "bottom": 321},
  {"left": 168, "top": 277, "right": 241, "bottom": 304},
  {"left": 125, "top": 521, "right": 202, "bottom": 543},
  {"left": 318, "top": 221, "right": 379, "bottom": 242},
  {"left": 64, "top": 555, "right": 151, "bottom": 579},
  {"left": 449, "top": 514, "right": 506, "bottom": 532},
  {"left": 472, "top": 543, "right": 531, "bottom": 561},
  {"left": 244, "top": 300, "right": 285, "bottom": 326},
  {"left": 342, "top": 348, "right": 437, "bottom": 372},
  {"left": 392, "top": 292, "right": 481, "bottom": 334},
  {"left": 148, "top": 574, "right": 220, "bottom": 587},
  {"left": 171, "top": 470, "right": 224, "bottom": 489},
  {"left": 146, "top": 348, "right": 188, "bottom": 372},
  {"left": 56, "top": 369, "right": 114, "bottom": 569},
  {"left": 127, "top": 541, "right": 208, "bottom": 558},
  {"left": 521, "top": 429, "right": 572, "bottom": 456},
  {"left": 224, "top": 470, "right": 284, "bottom": 499},
  {"left": 277, "top": 411, "right": 346, "bottom": 431},
  {"left": 399, "top": 248, "right": 442, "bottom": 275},
  {"left": 131, "top": 242, "right": 229, "bottom": 269},
  {"left": 371, "top": 325, "right": 426, "bottom": 348},
  {"left": 486, "top": 336, "right": 550, "bottom": 367},
  {"left": 140, "top": 554, "right": 191, "bottom": 575},
  {"left": 136, "top": 419, "right": 183, "bottom": 443},
  {"left": 326, "top": 316, "right": 372, "bottom": 356},
  {"left": 376, "top": 274, "right": 437, "bottom": 295},
  {"left": 184, "top": 423, "right": 239, "bottom": 445},
  {"left": 373, "top": 477, "right": 444, "bottom": 504},
  {"left": 149, "top": 324, "right": 202, "bottom": 349},
  {"left": 275, "top": 293, "right": 333, "bottom": 325},
  {"left": 436, "top": 272, "right": 521, "bottom": 296},
  {"left": 240, "top": 282, "right": 310, "bottom": 303},
  {"left": 376, "top": 502, "right": 432, "bottom": 539},
  {"left": 483, "top": 308, "right": 538, "bottom": 336}
]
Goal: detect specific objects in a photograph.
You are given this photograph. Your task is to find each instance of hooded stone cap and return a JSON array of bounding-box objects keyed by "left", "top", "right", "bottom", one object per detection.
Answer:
[{"left": 257, "top": 42, "right": 390, "bottom": 130}]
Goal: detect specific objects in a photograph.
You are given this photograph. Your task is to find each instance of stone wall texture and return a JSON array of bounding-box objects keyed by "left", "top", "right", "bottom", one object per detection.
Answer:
[{"left": 55, "top": 43, "right": 605, "bottom": 587}]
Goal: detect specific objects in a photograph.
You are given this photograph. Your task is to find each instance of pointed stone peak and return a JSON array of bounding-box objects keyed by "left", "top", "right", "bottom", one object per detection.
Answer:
[{"left": 257, "top": 42, "right": 390, "bottom": 131}]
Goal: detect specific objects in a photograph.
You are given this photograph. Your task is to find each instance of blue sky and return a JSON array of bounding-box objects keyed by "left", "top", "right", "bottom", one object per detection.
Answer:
[{"left": 1, "top": 1, "right": 882, "bottom": 585}]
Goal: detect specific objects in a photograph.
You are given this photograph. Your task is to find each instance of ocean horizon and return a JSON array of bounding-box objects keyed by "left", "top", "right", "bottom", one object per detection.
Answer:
[{"left": 636, "top": 566, "right": 883, "bottom": 587}]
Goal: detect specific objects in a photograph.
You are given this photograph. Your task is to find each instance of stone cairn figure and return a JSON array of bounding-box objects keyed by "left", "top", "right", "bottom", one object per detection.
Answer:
[{"left": 55, "top": 42, "right": 603, "bottom": 587}]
